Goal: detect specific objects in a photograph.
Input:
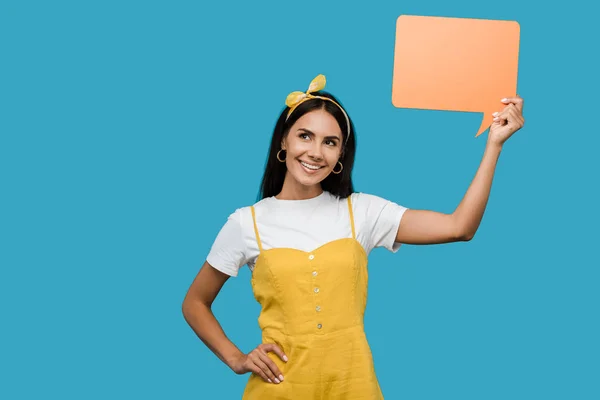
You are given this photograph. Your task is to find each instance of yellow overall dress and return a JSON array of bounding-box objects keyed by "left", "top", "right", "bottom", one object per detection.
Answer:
[{"left": 242, "top": 196, "right": 384, "bottom": 399}]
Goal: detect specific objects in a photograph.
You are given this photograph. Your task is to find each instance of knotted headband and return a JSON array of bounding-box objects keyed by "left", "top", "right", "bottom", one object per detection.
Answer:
[{"left": 284, "top": 74, "right": 351, "bottom": 144}]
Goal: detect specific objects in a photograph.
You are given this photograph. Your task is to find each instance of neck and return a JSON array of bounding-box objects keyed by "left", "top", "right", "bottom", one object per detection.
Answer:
[{"left": 275, "top": 174, "right": 323, "bottom": 200}]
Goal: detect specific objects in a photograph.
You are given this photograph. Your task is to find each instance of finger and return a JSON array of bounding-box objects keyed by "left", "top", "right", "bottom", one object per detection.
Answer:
[
  {"left": 498, "top": 108, "right": 524, "bottom": 131},
  {"left": 508, "top": 105, "right": 525, "bottom": 126},
  {"left": 515, "top": 94, "right": 524, "bottom": 113},
  {"left": 506, "top": 107, "right": 523, "bottom": 122},
  {"left": 504, "top": 108, "right": 519, "bottom": 123},
  {"left": 258, "top": 351, "right": 284, "bottom": 383},
  {"left": 249, "top": 364, "right": 272, "bottom": 383},
  {"left": 493, "top": 103, "right": 512, "bottom": 118},
  {"left": 501, "top": 96, "right": 524, "bottom": 113},
  {"left": 252, "top": 353, "right": 280, "bottom": 383},
  {"left": 495, "top": 104, "right": 518, "bottom": 122},
  {"left": 492, "top": 116, "right": 507, "bottom": 125},
  {"left": 492, "top": 111, "right": 507, "bottom": 125},
  {"left": 261, "top": 343, "right": 288, "bottom": 363},
  {"left": 507, "top": 108, "right": 525, "bottom": 128}
]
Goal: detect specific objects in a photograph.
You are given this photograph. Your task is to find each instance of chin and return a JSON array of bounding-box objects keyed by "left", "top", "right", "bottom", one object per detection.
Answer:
[
  {"left": 297, "top": 176, "right": 324, "bottom": 187},
  {"left": 293, "top": 172, "right": 324, "bottom": 186}
]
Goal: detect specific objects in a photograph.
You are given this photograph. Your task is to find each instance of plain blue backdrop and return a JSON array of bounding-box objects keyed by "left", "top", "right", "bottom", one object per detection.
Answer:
[{"left": 1, "top": 1, "right": 598, "bottom": 399}]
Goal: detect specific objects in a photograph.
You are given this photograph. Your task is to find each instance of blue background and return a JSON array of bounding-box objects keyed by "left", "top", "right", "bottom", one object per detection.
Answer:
[{"left": 1, "top": 1, "right": 598, "bottom": 399}]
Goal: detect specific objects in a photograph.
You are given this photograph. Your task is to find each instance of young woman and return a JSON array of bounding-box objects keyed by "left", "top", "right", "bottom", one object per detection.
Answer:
[{"left": 182, "top": 74, "right": 525, "bottom": 399}]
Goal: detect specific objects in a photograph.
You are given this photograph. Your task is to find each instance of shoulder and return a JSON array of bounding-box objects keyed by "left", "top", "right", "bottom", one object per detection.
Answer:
[
  {"left": 350, "top": 191, "right": 399, "bottom": 209},
  {"left": 350, "top": 192, "right": 408, "bottom": 253},
  {"left": 350, "top": 191, "right": 409, "bottom": 223},
  {"left": 224, "top": 197, "right": 275, "bottom": 228},
  {"left": 221, "top": 206, "right": 247, "bottom": 226},
  {"left": 246, "top": 196, "right": 276, "bottom": 218}
]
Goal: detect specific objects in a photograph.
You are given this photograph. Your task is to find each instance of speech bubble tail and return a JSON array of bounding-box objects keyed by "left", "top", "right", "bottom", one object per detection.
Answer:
[{"left": 475, "top": 113, "right": 493, "bottom": 137}]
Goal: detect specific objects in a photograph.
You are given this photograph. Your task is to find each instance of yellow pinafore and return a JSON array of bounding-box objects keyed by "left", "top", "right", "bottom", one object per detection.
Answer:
[{"left": 242, "top": 196, "right": 384, "bottom": 399}]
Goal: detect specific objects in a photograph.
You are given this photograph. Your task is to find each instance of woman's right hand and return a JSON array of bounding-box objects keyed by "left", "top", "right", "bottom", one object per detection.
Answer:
[{"left": 231, "top": 343, "right": 288, "bottom": 384}]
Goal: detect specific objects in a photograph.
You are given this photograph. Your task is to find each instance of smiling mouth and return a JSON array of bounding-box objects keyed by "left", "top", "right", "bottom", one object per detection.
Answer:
[{"left": 299, "top": 160, "right": 325, "bottom": 171}]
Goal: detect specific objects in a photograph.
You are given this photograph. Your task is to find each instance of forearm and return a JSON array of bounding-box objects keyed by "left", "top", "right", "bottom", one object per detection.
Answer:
[
  {"left": 453, "top": 139, "right": 503, "bottom": 239},
  {"left": 182, "top": 299, "right": 244, "bottom": 371}
]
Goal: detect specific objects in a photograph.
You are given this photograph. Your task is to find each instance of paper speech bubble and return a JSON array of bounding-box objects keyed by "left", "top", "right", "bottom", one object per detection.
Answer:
[{"left": 391, "top": 15, "right": 520, "bottom": 137}]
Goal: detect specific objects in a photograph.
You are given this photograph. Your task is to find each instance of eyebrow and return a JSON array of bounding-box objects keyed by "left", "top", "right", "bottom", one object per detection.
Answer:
[{"left": 297, "top": 128, "right": 341, "bottom": 141}]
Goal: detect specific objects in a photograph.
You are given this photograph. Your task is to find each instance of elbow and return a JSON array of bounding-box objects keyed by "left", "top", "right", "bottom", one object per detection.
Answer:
[
  {"left": 462, "top": 233, "right": 475, "bottom": 242},
  {"left": 181, "top": 295, "right": 198, "bottom": 320},
  {"left": 182, "top": 295, "right": 210, "bottom": 320},
  {"left": 452, "top": 215, "right": 475, "bottom": 242},
  {"left": 181, "top": 298, "right": 191, "bottom": 320},
  {"left": 454, "top": 224, "right": 475, "bottom": 242},
  {"left": 457, "top": 230, "right": 475, "bottom": 242}
]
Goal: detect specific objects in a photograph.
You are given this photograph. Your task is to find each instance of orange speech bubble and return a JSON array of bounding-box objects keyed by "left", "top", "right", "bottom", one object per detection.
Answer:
[{"left": 391, "top": 15, "right": 520, "bottom": 137}]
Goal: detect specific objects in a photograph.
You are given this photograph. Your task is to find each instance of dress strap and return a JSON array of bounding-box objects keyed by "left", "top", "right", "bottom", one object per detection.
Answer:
[
  {"left": 250, "top": 206, "right": 263, "bottom": 252},
  {"left": 346, "top": 195, "right": 356, "bottom": 240}
]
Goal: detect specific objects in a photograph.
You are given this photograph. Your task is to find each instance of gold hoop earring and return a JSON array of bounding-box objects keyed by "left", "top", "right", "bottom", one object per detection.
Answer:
[
  {"left": 332, "top": 161, "right": 343, "bottom": 174},
  {"left": 277, "top": 149, "right": 286, "bottom": 162}
]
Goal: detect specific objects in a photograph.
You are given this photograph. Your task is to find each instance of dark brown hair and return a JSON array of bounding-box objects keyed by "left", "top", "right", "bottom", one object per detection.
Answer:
[{"left": 258, "top": 91, "right": 357, "bottom": 200}]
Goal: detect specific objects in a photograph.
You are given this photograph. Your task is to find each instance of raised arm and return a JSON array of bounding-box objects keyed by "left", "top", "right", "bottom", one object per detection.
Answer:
[{"left": 395, "top": 96, "right": 525, "bottom": 245}]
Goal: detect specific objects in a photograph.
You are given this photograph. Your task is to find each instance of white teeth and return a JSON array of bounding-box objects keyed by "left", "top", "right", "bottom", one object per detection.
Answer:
[{"left": 300, "top": 161, "right": 322, "bottom": 170}]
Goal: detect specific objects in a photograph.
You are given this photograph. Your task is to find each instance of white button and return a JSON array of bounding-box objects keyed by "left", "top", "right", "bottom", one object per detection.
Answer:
[
  {"left": 308, "top": 254, "right": 315, "bottom": 260},
  {"left": 316, "top": 306, "right": 321, "bottom": 312},
  {"left": 312, "top": 271, "right": 318, "bottom": 277},
  {"left": 317, "top": 324, "right": 322, "bottom": 329},
  {"left": 314, "top": 287, "right": 319, "bottom": 293}
]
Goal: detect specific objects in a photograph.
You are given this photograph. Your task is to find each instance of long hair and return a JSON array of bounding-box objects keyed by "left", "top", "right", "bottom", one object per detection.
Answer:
[{"left": 258, "top": 91, "right": 357, "bottom": 200}]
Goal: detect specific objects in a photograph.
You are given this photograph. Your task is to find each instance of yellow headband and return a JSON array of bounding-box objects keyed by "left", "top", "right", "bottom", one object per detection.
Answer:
[{"left": 284, "top": 74, "right": 351, "bottom": 144}]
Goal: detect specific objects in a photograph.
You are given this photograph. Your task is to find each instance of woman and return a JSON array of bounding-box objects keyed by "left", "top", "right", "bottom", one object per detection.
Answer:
[{"left": 182, "top": 74, "right": 525, "bottom": 399}]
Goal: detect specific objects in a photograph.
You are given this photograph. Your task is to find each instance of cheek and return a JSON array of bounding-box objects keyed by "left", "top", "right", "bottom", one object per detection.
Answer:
[
  {"left": 326, "top": 148, "right": 342, "bottom": 162},
  {"left": 286, "top": 141, "right": 307, "bottom": 156}
]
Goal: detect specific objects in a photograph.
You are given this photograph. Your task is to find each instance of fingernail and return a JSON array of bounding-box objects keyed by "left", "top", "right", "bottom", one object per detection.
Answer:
[
  {"left": 283, "top": 355, "right": 288, "bottom": 362},
  {"left": 274, "top": 378, "right": 280, "bottom": 384},
  {"left": 501, "top": 98, "right": 508, "bottom": 102},
  {"left": 279, "top": 374, "right": 284, "bottom": 381},
  {"left": 492, "top": 112, "right": 498, "bottom": 117},
  {"left": 268, "top": 379, "right": 272, "bottom": 383},
  {"left": 493, "top": 117, "right": 499, "bottom": 121}
]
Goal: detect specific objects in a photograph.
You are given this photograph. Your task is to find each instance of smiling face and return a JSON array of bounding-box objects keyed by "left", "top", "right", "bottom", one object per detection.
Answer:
[{"left": 280, "top": 108, "right": 344, "bottom": 192}]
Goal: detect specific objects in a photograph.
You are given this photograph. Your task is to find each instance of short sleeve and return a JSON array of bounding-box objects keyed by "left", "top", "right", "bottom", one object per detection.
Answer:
[
  {"left": 206, "top": 209, "right": 249, "bottom": 277},
  {"left": 352, "top": 192, "right": 408, "bottom": 254}
]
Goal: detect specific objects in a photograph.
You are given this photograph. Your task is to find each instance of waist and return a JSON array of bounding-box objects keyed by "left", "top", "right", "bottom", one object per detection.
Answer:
[{"left": 262, "top": 322, "right": 366, "bottom": 341}]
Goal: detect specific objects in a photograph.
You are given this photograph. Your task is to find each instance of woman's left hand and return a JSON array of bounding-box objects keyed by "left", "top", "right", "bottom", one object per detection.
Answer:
[{"left": 488, "top": 95, "right": 525, "bottom": 147}]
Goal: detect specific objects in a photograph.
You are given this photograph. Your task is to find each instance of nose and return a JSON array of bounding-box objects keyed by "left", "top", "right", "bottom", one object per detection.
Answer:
[{"left": 307, "top": 142, "right": 323, "bottom": 160}]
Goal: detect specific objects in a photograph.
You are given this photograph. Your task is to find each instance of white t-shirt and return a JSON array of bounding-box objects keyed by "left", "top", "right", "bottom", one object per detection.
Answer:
[{"left": 206, "top": 191, "right": 409, "bottom": 277}]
